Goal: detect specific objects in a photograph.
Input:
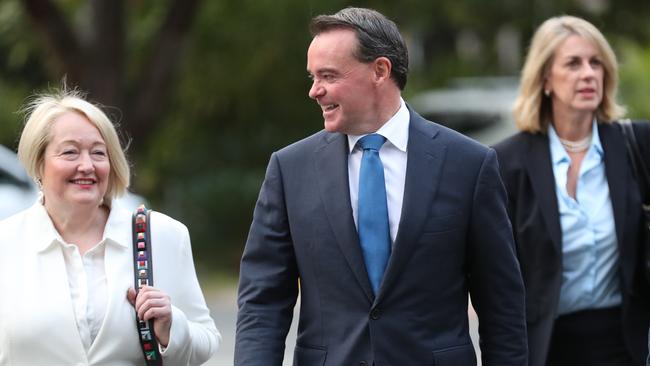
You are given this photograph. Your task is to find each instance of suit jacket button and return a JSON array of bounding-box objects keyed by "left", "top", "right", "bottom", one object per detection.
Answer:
[
  {"left": 370, "top": 308, "right": 381, "bottom": 320},
  {"left": 359, "top": 361, "right": 368, "bottom": 366}
]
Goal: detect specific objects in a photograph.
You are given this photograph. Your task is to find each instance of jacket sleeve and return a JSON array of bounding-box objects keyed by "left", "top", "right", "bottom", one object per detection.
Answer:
[
  {"left": 156, "top": 219, "right": 221, "bottom": 365},
  {"left": 467, "top": 148, "right": 528, "bottom": 366},
  {"left": 235, "top": 152, "right": 299, "bottom": 366}
]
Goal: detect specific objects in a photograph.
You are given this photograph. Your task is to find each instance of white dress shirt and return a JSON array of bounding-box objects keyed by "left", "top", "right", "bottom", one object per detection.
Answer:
[
  {"left": 0, "top": 200, "right": 220, "bottom": 365},
  {"left": 348, "top": 98, "right": 409, "bottom": 244},
  {"left": 59, "top": 238, "right": 109, "bottom": 351}
]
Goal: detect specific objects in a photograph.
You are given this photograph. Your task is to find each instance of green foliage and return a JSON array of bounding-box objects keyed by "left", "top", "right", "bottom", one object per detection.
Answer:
[
  {"left": 0, "top": 1, "right": 47, "bottom": 148},
  {"left": 138, "top": 0, "right": 328, "bottom": 269},
  {"left": 617, "top": 40, "right": 650, "bottom": 119},
  {"left": 2, "top": 0, "right": 650, "bottom": 275}
]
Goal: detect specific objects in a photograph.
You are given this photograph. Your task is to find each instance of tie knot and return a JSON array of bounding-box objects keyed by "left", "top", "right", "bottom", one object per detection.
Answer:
[{"left": 358, "top": 134, "right": 386, "bottom": 152}]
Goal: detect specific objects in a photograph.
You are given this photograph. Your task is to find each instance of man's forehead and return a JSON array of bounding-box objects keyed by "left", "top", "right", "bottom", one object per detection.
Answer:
[
  {"left": 310, "top": 27, "right": 357, "bottom": 45},
  {"left": 307, "top": 30, "right": 357, "bottom": 63}
]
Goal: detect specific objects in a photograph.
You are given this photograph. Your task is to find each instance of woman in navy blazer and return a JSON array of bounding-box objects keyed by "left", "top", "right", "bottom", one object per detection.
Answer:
[{"left": 494, "top": 15, "right": 650, "bottom": 366}]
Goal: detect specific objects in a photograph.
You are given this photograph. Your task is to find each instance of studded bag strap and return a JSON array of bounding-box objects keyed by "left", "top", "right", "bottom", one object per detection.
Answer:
[{"left": 132, "top": 205, "right": 163, "bottom": 366}]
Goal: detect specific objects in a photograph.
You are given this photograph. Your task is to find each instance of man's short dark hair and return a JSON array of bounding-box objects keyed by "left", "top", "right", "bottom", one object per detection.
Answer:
[{"left": 309, "top": 7, "right": 409, "bottom": 90}]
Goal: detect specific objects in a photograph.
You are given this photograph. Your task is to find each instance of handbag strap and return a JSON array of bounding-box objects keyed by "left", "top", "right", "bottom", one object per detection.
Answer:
[
  {"left": 620, "top": 120, "right": 650, "bottom": 206},
  {"left": 132, "top": 205, "right": 163, "bottom": 366},
  {"left": 621, "top": 120, "right": 650, "bottom": 284}
]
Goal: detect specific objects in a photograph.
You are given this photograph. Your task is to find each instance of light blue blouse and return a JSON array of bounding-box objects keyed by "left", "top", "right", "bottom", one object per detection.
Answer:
[{"left": 548, "top": 121, "right": 621, "bottom": 315}]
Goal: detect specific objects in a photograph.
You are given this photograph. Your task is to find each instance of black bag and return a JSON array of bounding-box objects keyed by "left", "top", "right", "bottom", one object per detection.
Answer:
[{"left": 619, "top": 120, "right": 650, "bottom": 283}]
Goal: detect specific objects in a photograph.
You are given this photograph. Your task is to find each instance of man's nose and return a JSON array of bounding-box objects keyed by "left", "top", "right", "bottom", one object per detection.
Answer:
[{"left": 308, "top": 80, "right": 324, "bottom": 99}]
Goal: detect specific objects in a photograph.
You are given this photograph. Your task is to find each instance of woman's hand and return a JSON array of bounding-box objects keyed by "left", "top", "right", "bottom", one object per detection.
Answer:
[{"left": 127, "top": 286, "right": 172, "bottom": 347}]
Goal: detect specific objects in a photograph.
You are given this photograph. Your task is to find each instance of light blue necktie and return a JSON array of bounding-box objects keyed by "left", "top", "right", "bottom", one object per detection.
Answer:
[{"left": 357, "top": 134, "right": 391, "bottom": 295}]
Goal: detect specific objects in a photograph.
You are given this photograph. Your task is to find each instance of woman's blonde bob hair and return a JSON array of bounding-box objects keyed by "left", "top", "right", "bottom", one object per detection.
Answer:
[
  {"left": 17, "top": 88, "right": 130, "bottom": 203},
  {"left": 513, "top": 15, "right": 625, "bottom": 133}
]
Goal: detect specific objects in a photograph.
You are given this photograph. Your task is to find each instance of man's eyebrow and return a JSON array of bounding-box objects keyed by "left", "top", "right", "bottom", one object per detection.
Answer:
[{"left": 309, "top": 67, "right": 338, "bottom": 75}]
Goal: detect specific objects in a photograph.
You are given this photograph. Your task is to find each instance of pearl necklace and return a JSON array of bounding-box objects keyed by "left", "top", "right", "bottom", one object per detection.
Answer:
[{"left": 559, "top": 135, "right": 591, "bottom": 153}]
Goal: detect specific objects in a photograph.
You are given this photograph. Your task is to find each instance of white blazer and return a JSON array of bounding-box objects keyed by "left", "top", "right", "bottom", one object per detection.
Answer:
[{"left": 0, "top": 202, "right": 220, "bottom": 365}]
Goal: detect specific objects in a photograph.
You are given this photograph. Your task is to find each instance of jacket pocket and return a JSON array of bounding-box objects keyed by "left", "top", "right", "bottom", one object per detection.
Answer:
[
  {"left": 293, "top": 344, "right": 327, "bottom": 366},
  {"left": 432, "top": 343, "right": 476, "bottom": 365}
]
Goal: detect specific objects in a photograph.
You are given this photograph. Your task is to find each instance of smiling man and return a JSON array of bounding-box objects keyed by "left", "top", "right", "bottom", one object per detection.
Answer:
[{"left": 235, "top": 7, "right": 528, "bottom": 366}]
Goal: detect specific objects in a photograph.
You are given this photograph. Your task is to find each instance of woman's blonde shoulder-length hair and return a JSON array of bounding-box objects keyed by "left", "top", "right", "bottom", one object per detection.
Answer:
[
  {"left": 17, "top": 88, "right": 130, "bottom": 203},
  {"left": 513, "top": 15, "right": 626, "bottom": 133}
]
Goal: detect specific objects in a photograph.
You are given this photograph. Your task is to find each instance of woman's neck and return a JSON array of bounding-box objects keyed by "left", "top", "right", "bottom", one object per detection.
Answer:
[
  {"left": 552, "top": 110, "right": 594, "bottom": 141},
  {"left": 44, "top": 200, "right": 108, "bottom": 252}
]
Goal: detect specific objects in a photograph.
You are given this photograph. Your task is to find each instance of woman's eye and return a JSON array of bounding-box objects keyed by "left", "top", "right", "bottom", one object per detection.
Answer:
[{"left": 567, "top": 59, "right": 579, "bottom": 67}]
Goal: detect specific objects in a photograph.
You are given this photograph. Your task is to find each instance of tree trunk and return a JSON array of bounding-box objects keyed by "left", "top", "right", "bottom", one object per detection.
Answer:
[{"left": 20, "top": 0, "right": 201, "bottom": 154}]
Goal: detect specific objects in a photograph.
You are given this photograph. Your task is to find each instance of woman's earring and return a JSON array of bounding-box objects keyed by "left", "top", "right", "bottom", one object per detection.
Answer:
[
  {"left": 544, "top": 89, "right": 551, "bottom": 97},
  {"left": 35, "top": 178, "right": 43, "bottom": 190}
]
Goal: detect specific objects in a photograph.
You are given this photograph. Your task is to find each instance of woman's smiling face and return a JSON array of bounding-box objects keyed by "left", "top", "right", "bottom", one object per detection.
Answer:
[{"left": 41, "top": 111, "right": 110, "bottom": 210}]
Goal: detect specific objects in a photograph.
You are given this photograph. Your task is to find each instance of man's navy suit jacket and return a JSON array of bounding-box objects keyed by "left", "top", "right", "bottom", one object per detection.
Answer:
[{"left": 235, "top": 108, "right": 528, "bottom": 366}]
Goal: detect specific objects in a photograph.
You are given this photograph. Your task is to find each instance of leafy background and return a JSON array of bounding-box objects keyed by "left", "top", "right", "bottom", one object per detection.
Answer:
[{"left": 1, "top": 0, "right": 649, "bottom": 278}]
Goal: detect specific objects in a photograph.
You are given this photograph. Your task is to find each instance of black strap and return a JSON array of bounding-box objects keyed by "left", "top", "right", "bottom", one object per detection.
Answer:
[
  {"left": 620, "top": 120, "right": 650, "bottom": 205},
  {"left": 132, "top": 205, "right": 163, "bottom": 365},
  {"left": 620, "top": 120, "right": 650, "bottom": 283}
]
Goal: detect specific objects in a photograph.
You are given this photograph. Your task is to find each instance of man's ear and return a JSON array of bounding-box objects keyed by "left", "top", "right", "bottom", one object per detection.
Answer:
[{"left": 373, "top": 57, "right": 392, "bottom": 84}]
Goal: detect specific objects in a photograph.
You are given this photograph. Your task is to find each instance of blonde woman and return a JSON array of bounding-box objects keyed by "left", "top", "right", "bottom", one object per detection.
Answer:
[
  {"left": 0, "top": 90, "right": 220, "bottom": 365},
  {"left": 494, "top": 15, "right": 650, "bottom": 366}
]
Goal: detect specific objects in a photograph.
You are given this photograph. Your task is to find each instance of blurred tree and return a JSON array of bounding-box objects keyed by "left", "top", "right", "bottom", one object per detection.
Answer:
[
  {"left": 1, "top": 0, "right": 649, "bottom": 275},
  {"left": 618, "top": 40, "right": 650, "bottom": 119},
  {"left": 18, "top": 0, "right": 200, "bottom": 153},
  {"left": 0, "top": 0, "right": 46, "bottom": 147}
]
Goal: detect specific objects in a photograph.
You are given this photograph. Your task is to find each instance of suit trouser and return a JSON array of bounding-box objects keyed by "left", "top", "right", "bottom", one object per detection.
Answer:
[{"left": 646, "top": 327, "right": 649, "bottom": 366}]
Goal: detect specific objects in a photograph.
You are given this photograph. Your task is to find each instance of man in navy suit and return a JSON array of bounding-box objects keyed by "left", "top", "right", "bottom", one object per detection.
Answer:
[{"left": 235, "top": 7, "right": 527, "bottom": 365}]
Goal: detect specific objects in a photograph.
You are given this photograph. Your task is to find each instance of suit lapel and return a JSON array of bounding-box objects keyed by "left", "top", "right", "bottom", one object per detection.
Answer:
[
  {"left": 377, "top": 113, "right": 445, "bottom": 301},
  {"left": 88, "top": 242, "right": 131, "bottom": 356},
  {"left": 37, "top": 245, "right": 88, "bottom": 355},
  {"left": 87, "top": 211, "right": 135, "bottom": 358},
  {"left": 526, "top": 133, "right": 563, "bottom": 253},
  {"left": 315, "top": 132, "right": 374, "bottom": 302},
  {"left": 28, "top": 205, "right": 88, "bottom": 354}
]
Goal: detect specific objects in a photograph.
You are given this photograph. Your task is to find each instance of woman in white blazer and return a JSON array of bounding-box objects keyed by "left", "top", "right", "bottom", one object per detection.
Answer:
[{"left": 0, "top": 89, "right": 220, "bottom": 365}]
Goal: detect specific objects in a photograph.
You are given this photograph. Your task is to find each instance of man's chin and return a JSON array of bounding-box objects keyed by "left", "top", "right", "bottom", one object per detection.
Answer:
[{"left": 323, "top": 120, "right": 340, "bottom": 133}]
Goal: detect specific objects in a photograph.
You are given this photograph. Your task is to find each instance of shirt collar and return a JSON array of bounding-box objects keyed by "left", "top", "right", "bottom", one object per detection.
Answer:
[
  {"left": 347, "top": 97, "right": 409, "bottom": 153},
  {"left": 32, "top": 199, "right": 130, "bottom": 253},
  {"left": 548, "top": 118, "right": 603, "bottom": 165}
]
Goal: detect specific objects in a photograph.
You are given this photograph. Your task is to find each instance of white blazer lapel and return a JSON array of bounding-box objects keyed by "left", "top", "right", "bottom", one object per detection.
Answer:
[{"left": 87, "top": 208, "right": 142, "bottom": 364}]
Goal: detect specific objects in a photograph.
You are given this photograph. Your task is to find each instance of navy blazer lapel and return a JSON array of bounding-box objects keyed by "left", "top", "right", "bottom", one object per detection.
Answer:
[
  {"left": 526, "top": 133, "right": 563, "bottom": 253},
  {"left": 377, "top": 112, "right": 445, "bottom": 300},
  {"left": 599, "top": 123, "right": 632, "bottom": 277},
  {"left": 314, "top": 132, "right": 374, "bottom": 302}
]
